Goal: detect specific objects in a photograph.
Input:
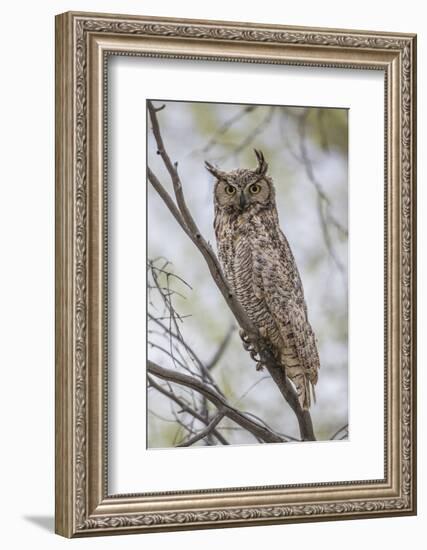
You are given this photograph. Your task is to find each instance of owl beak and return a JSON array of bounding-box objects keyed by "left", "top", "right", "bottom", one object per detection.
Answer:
[{"left": 239, "top": 191, "right": 248, "bottom": 211}]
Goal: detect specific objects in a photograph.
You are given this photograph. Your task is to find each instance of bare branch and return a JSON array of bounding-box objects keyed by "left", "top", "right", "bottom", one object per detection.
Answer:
[
  {"left": 150, "top": 263, "right": 193, "bottom": 290},
  {"left": 147, "top": 167, "right": 192, "bottom": 238},
  {"left": 296, "top": 111, "right": 347, "bottom": 276},
  {"left": 148, "top": 341, "right": 194, "bottom": 374},
  {"left": 148, "top": 259, "right": 228, "bottom": 445},
  {"left": 330, "top": 424, "right": 349, "bottom": 440},
  {"left": 151, "top": 103, "right": 166, "bottom": 113},
  {"left": 214, "top": 107, "right": 275, "bottom": 162},
  {"left": 172, "top": 408, "right": 196, "bottom": 439},
  {"left": 148, "top": 375, "right": 229, "bottom": 445},
  {"left": 176, "top": 412, "right": 225, "bottom": 447},
  {"left": 148, "top": 312, "right": 224, "bottom": 396},
  {"left": 234, "top": 375, "right": 270, "bottom": 404},
  {"left": 194, "top": 105, "right": 258, "bottom": 155},
  {"left": 148, "top": 409, "right": 177, "bottom": 423},
  {"left": 206, "top": 326, "right": 235, "bottom": 370},
  {"left": 148, "top": 360, "right": 286, "bottom": 444}
]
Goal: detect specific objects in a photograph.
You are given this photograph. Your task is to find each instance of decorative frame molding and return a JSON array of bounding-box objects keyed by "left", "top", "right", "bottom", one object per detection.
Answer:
[{"left": 55, "top": 11, "right": 417, "bottom": 537}]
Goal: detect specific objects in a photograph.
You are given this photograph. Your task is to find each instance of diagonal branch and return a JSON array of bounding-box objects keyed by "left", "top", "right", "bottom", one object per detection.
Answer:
[
  {"left": 147, "top": 100, "right": 316, "bottom": 441},
  {"left": 194, "top": 105, "right": 258, "bottom": 155},
  {"left": 330, "top": 423, "right": 349, "bottom": 441},
  {"left": 148, "top": 312, "right": 224, "bottom": 396},
  {"left": 147, "top": 375, "right": 229, "bottom": 445},
  {"left": 148, "top": 360, "right": 286, "bottom": 444},
  {"left": 147, "top": 101, "right": 255, "bottom": 339},
  {"left": 147, "top": 167, "right": 192, "bottom": 238},
  {"left": 214, "top": 106, "right": 275, "bottom": 162},
  {"left": 176, "top": 412, "right": 225, "bottom": 447},
  {"left": 206, "top": 326, "right": 235, "bottom": 370}
]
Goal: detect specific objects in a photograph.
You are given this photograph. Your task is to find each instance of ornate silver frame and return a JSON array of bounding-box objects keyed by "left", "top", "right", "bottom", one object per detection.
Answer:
[{"left": 55, "top": 11, "right": 417, "bottom": 537}]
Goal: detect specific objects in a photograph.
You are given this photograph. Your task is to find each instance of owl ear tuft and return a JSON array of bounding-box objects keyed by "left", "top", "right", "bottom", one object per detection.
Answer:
[
  {"left": 254, "top": 149, "right": 268, "bottom": 176},
  {"left": 205, "top": 161, "right": 225, "bottom": 180}
]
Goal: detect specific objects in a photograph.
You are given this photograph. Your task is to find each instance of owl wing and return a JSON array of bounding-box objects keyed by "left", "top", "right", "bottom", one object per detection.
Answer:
[{"left": 253, "top": 245, "right": 320, "bottom": 410}]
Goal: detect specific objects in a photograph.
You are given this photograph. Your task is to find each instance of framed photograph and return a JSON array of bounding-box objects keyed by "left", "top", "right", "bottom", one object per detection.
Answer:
[{"left": 55, "top": 11, "right": 417, "bottom": 537}]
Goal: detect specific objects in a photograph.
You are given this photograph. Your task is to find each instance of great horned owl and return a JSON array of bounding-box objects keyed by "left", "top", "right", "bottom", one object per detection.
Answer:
[{"left": 206, "top": 150, "right": 320, "bottom": 410}]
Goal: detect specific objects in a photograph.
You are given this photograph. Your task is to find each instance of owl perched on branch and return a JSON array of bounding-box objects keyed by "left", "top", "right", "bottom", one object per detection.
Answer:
[{"left": 206, "top": 150, "right": 320, "bottom": 410}]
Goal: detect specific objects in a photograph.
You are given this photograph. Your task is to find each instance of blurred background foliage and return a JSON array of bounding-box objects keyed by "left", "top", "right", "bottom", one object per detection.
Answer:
[{"left": 147, "top": 100, "right": 348, "bottom": 447}]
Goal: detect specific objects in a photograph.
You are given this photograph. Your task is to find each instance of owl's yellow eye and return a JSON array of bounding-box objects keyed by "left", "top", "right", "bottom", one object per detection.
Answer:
[
  {"left": 225, "top": 185, "right": 236, "bottom": 195},
  {"left": 249, "top": 183, "right": 261, "bottom": 194}
]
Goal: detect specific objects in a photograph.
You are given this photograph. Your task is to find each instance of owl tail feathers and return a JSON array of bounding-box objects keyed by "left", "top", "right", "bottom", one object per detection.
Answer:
[
  {"left": 290, "top": 373, "right": 316, "bottom": 411},
  {"left": 300, "top": 381, "right": 312, "bottom": 411},
  {"left": 310, "top": 382, "right": 317, "bottom": 406}
]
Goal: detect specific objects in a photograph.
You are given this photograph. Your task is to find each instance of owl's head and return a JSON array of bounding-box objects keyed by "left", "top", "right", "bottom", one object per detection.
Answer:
[{"left": 205, "top": 150, "right": 275, "bottom": 214}]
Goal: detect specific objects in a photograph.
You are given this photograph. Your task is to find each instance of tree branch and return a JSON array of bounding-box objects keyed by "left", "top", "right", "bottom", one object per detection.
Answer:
[
  {"left": 176, "top": 412, "right": 225, "bottom": 447},
  {"left": 147, "top": 167, "right": 192, "bottom": 238},
  {"left": 147, "top": 100, "right": 316, "bottom": 441},
  {"left": 214, "top": 107, "right": 275, "bottom": 162},
  {"left": 147, "top": 375, "right": 229, "bottom": 445},
  {"left": 330, "top": 423, "right": 349, "bottom": 441},
  {"left": 194, "top": 105, "right": 258, "bottom": 155},
  {"left": 148, "top": 312, "right": 224, "bottom": 395},
  {"left": 148, "top": 360, "right": 286, "bottom": 444},
  {"left": 206, "top": 326, "right": 235, "bottom": 370},
  {"left": 296, "top": 111, "right": 347, "bottom": 277}
]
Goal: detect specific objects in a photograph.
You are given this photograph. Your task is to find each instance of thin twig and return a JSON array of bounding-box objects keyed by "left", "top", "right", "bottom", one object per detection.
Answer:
[
  {"left": 214, "top": 107, "right": 275, "bottom": 162},
  {"left": 192, "top": 105, "right": 258, "bottom": 155},
  {"left": 148, "top": 375, "right": 229, "bottom": 445},
  {"left": 150, "top": 263, "right": 193, "bottom": 290},
  {"left": 148, "top": 312, "right": 224, "bottom": 396},
  {"left": 234, "top": 375, "right": 270, "bottom": 404},
  {"left": 176, "top": 412, "right": 226, "bottom": 447},
  {"left": 148, "top": 409, "right": 177, "bottom": 423},
  {"left": 330, "top": 423, "right": 349, "bottom": 440},
  {"left": 296, "top": 111, "right": 348, "bottom": 277},
  {"left": 206, "top": 326, "right": 235, "bottom": 370}
]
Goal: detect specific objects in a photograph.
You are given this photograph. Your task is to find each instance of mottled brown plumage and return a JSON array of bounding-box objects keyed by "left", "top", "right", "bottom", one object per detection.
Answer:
[{"left": 206, "top": 150, "right": 320, "bottom": 410}]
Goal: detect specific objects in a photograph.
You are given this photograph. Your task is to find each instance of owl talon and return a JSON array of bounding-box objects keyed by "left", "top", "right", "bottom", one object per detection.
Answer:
[
  {"left": 242, "top": 340, "right": 252, "bottom": 351},
  {"left": 239, "top": 329, "right": 251, "bottom": 344},
  {"left": 240, "top": 329, "right": 256, "bottom": 352},
  {"left": 240, "top": 329, "right": 264, "bottom": 366}
]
